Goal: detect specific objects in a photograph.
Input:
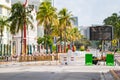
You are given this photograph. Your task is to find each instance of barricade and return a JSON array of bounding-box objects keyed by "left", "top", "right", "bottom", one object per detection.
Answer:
[
  {"left": 85, "top": 54, "right": 93, "bottom": 65},
  {"left": 67, "top": 56, "right": 76, "bottom": 65},
  {"left": 106, "top": 54, "right": 114, "bottom": 66},
  {"left": 59, "top": 53, "right": 68, "bottom": 65}
]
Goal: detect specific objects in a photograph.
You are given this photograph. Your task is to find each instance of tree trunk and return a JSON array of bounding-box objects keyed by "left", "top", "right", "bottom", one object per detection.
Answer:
[
  {"left": 23, "top": 22, "right": 27, "bottom": 55},
  {"left": 118, "top": 39, "right": 120, "bottom": 51},
  {"left": 0, "top": 37, "right": 2, "bottom": 56},
  {"left": 21, "top": 30, "right": 23, "bottom": 55},
  {"left": 64, "top": 27, "right": 66, "bottom": 53},
  {"left": 60, "top": 30, "right": 62, "bottom": 53},
  {"left": 0, "top": 30, "right": 2, "bottom": 56}
]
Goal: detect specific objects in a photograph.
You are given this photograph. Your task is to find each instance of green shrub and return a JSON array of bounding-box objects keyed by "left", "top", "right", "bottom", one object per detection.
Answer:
[
  {"left": 80, "top": 45, "right": 85, "bottom": 51},
  {"left": 52, "top": 45, "right": 56, "bottom": 52},
  {"left": 66, "top": 47, "right": 68, "bottom": 52}
]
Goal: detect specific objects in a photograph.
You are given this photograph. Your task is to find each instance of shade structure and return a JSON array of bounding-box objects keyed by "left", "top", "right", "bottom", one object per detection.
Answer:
[
  {"left": 106, "top": 54, "right": 114, "bottom": 66},
  {"left": 85, "top": 54, "right": 93, "bottom": 65}
]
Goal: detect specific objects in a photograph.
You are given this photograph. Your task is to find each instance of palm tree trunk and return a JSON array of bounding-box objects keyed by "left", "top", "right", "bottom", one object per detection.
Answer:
[
  {"left": 118, "top": 39, "right": 120, "bottom": 51},
  {"left": 20, "top": 30, "right": 23, "bottom": 55},
  {"left": 0, "top": 30, "right": 3, "bottom": 56},
  {"left": 64, "top": 27, "right": 66, "bottom": 53},
  {"left": 23, "top": 22, "right": 27, "bottom": 55},
  {"left": 60, "top": 30, "right": 62, "bottom": 53}
]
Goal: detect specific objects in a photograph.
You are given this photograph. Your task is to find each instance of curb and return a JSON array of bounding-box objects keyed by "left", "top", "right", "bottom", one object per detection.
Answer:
[{"left": 110, "top": 70, "right": 120, "bottom": 80}]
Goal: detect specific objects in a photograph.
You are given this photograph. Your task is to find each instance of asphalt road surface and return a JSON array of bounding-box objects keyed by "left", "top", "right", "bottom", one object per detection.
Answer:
[{"left": 0, "top": 65, "right": 116, "bottom": 80}]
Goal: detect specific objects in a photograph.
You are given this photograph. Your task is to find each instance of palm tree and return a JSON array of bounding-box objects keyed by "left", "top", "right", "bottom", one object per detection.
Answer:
[
  {"left": 58, "top": 8, "right": 75, "bottom": 52},
  {"left": 67, "top": 27, "right": 81, "bottom": 44},
  {"left": 7, "top": 2, "right": 33, "bottom": 55},
  {"left": 103, "top": 13, "right": 120, "bottom": 50},
  {"left": 0, "top": 16, "right": 9, "bottom": 56},
  {"left": 37, "top": 0, "right": 58, "bottom": 54}
]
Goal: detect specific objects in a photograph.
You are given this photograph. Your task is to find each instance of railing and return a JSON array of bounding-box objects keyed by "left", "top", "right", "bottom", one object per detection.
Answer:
[{"left": 0, "top": 54, "right": 58, "bottom": 62}]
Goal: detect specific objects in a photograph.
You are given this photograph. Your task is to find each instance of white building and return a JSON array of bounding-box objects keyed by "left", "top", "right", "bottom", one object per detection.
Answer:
[
  {"left": 0, "top": 0, "right": 12, "bottom": 56},
  {"left": 0, "top": 0, "right": 11, "bottom": 44},
  {"left": 0, "top": 0, "right": 11, "bottom": 16},
  {"left": 71, "top": 17, "right": 78, "bottom": 27},
  {"left": 11, "top": 0, "right": 44, "bottom": 55}
]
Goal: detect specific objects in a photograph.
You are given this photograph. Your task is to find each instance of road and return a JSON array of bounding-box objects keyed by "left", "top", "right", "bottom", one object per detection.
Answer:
[
  {"left": 0, "top": 64, "right": 117, "bottom": 80},
  {"left": 0, "top": 50, "right": 119, "bottom": 80}
]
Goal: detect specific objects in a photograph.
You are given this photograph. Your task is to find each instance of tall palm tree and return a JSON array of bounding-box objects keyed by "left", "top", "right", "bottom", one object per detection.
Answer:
[
  {"left": 104, "top": 13, "right": 120, "bottom": 50},
  {"left": 58, "top": 8, "right": 75, "bottom": 52},
  {"left": 67, "top": 27, "right": 81, "bottom": 44},
  {"left": 37, "top": 0, "right": 58, "bottom": 53},
  {"left": 0, "top": 16, "right": 9, "bottom": 56},
  {"left": 7, "top": 2, "right": 33, "bottom": 55}
]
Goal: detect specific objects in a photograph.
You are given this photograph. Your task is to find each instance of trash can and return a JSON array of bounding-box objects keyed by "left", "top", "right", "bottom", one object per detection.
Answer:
[
  {"left": 85, "top": 54, "right": 93, "bottom": 65},
  {"left": 106, "top": 54, "right": 114, "bottom": 66}
]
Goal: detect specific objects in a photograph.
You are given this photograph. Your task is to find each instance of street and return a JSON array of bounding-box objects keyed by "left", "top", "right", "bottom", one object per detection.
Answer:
[{"left": 0, "top": 64, "right": 117, "bottom": 80}]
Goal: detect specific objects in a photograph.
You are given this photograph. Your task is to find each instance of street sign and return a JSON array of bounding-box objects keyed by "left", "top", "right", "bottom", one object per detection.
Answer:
[
  {"left": 89, "top": 25, "right": 113, "bottom": 40},
  {"left": 112, "top": 39, "right": 117, "bottom": 46},
  {"left": 112, "top": 39, "right": 117, "bottom": 44}
]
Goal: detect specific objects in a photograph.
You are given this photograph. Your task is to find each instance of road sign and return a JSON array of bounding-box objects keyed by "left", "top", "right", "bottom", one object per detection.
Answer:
[
  {"left": 112, "top": 39, "right": 117, "bottom": 43},
  {"left": 112, "top": 39, "right": 117, "bottom": 46}
]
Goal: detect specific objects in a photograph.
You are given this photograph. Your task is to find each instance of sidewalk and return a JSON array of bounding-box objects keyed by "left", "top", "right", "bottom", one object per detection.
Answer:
[
  {"left": 115, "top": 53, "right": 120, "bottom": 65},
  {"left": 110, "top": 70, "right": 120, "bottom": 80},
  {"left": 0, "top": 53, "right": 120, "bottom": 80},
  {"left": 109, "top": 53, "right": 120, "bottom": 80},
  {"left": 0, "top": 61, "right": 60, "bottom": 68}
]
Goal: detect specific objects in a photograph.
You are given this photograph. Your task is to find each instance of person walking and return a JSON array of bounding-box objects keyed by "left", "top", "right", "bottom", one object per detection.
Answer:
[{"left": 114, "top": 47, "right": 117, "bottom": 54}]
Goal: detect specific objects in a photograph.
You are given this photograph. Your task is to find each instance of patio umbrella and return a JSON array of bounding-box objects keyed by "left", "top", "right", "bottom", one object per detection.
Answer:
[
  {"left": 33, "top": 45, "right": 35, "bottom": 52},
  {"left": 4, "top": 44, "right": 5, "bottom": 56},
  {"left": 50, "top": 45, "right": 52, "bottom": 54},
  {"left": 9, "top": 45, "right": 11, "bottom": 56},
  {"left": 7, "top": 44, "right": 9, "bottom": 56},
  {"left": 30, "top": 45, "right": 32, "bottom": 54},
  {"left": 0, "top": 44, "right": 2, "bottom": 56},
  {"left": 27, "top": 45, "right": 29, "bottom": 54}
]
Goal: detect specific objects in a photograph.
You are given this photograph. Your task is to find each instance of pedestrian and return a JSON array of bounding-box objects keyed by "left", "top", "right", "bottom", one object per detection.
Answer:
[{"left": 114, "top": 47, "right": 117, "bottom": 54}]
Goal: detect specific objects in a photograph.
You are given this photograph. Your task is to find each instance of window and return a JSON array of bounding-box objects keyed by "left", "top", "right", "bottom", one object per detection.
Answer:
[
  {"left": 7, "top": 9, "right": 10, "bottom": 16},
  {"left": 6, "top": 0, "right": 9, "bottom": 3},
  {"left": 34, "top": 6, "right": 38, "bottom": 11},
  {"left": 0, "top": 7, "right": 2, "bottom": 14}
]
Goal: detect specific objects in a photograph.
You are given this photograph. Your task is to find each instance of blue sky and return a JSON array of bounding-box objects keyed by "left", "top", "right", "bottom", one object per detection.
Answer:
[{"left": 54, "top": 0, "right": 120, "bottom": 26}]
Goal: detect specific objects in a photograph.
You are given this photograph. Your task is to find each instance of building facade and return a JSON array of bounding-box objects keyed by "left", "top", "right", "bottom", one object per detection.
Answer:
[
  {"left": 0, "top": 0, "right": 11, "bottom": 44},
  {"left": 0, "top": 0, "right": 12, "bottom": 56},
  {"left": 11, "top": 0, "right": 44, "bottom": 55}
]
